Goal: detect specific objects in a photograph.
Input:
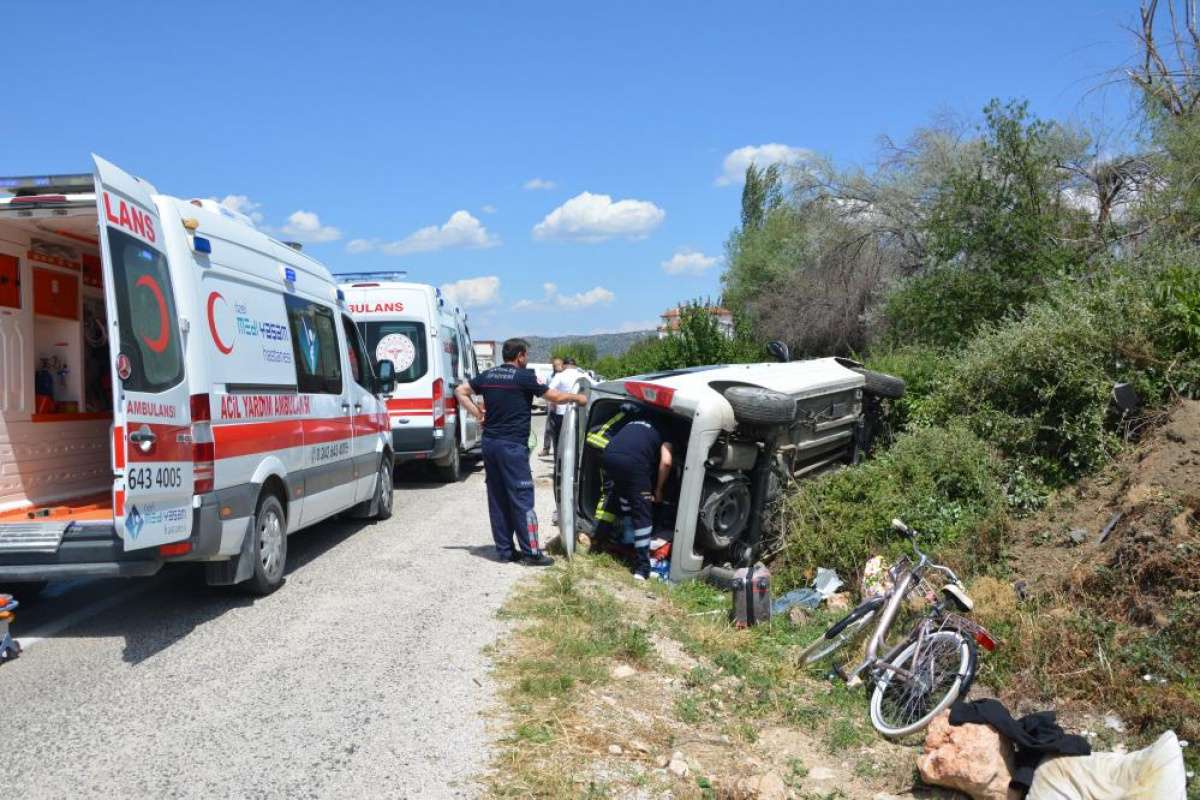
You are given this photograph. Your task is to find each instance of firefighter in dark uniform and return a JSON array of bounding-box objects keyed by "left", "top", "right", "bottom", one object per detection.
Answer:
[
  {"left": 598, "top": 413, "right": 674, "bottom": 580},
  {"left": 455, "top": 338, "right": 586, "bottom": 566}
]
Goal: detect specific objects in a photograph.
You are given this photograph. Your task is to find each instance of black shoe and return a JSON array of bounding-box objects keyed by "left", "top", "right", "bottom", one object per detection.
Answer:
[
  {"left": 500, "top": 551, "right": 522, "bottom": 563},
  {"left": 519, "top": 554, "right": 555, "bottom": 567}
]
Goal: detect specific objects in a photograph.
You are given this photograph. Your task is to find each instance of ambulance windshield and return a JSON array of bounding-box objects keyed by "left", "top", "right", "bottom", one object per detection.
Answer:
[
  {"left": 107, "top": 228, "right": 184, "bottom": 392},
  {"left": 360, "top": 320, "right": 427, "bottom": 384}
]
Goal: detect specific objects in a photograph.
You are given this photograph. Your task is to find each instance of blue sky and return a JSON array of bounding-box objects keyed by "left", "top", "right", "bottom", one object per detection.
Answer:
[{"left": 3, "top": 1, "right": 1140, "bottom": 339}]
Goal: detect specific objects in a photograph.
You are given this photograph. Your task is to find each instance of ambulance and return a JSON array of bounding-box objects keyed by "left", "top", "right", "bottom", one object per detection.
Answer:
[
  {"left": 341, "top": 276, "right": 482, "bottom": 481},
  {"left": 0, "top": 157, "right": 396, "bottom": 597}
]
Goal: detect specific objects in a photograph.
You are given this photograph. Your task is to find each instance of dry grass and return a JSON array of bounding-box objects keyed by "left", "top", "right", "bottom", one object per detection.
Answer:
[{"left": 485, "top": 554, "right": 925, "bottom": 799}]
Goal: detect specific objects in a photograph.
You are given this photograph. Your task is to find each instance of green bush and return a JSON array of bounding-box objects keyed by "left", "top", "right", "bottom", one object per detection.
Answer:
[
  {"left": 775, "top": 426, "right": 1009, "bottom": 591},
  {"left": 863, "top": 344, "right": 947, "bottom": 431},
  {"left": 917, "top": 262, "right": 1200, "bottom": 487}
]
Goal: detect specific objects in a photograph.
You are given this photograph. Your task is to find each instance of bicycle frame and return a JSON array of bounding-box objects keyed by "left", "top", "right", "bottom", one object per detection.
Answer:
[{"left": 845, "top": 559, "right": 920, "bottom": 683}]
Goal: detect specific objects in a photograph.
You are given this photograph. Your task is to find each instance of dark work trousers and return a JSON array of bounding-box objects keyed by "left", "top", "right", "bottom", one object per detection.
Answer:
[
  {"left": 599, "top": 451, "right": 654, "bottom": 577},
  {"left": 482, "top": 437, "right": 541, "bottom": 559},
  {"left": 543, "top": 411, "right": 563, "bottom": 456}
]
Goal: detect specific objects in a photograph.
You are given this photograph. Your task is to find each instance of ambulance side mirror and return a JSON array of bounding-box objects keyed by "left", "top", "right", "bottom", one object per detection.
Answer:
[{"left": 375, "top": 359, "right": 396, "bottom": 395}]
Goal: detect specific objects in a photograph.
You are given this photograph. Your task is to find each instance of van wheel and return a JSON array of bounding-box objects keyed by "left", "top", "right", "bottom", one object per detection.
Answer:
[
  {"left": 246, "top": 494, "right": 287, "bottom": 596},
  {"left": 374, "top": 457, "right": 394, "bottom": 520},
  {"left": 432, "top": 445, "right": 461, "bottom": 483},
  {"left": 849, "top": 368, "right": 906, "bottom": 399},
  {"left": 723, "top": 386, "right": 797, "bottom": 426}
]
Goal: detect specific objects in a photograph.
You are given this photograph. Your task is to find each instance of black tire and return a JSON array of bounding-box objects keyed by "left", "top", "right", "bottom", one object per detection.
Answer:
[
  {"left": 723, "top": 386, "right": 797, "bottom": 426},
  {"left": 850, "top": 368, "right": 906, "bottom": 399},
  {"left": 432, "top": 444, "right": 461, "bottom": 483},
  {"left": 374, "top": 456, "right": 394, "bottom": 520},
  {"left": 246, "top": 494, "right": 287, "bottom": 596}
]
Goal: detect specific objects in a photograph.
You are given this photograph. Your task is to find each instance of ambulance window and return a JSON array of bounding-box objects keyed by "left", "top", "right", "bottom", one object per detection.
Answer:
[
  {"left": 442, "top": 325, "right": 460, "bottom": 381},
  {"left": 360, "top": 321, "right": 427, "bottom": 384},
  {"left": 341, "top": 314, "right": 373, "bottom": 389},
  {"left": 284, "top": 296, "right": 342, "bottom": 394},
  {"left": 107, "top": 228, "right": 184, "bottom": 392}
]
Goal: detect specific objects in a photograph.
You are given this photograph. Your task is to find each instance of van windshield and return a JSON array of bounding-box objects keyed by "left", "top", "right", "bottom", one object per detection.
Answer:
[
  {"left": 107, "top": 228, "right": 184, "bottom": 392},
  {"left": 360, "top": 320, "right": 428, "bottom": 384}
]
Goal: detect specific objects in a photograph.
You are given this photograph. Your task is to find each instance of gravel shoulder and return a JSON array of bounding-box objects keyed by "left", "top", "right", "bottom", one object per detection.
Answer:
[{"left": 0, "top": 452, "right": 557, "bottom": 799}]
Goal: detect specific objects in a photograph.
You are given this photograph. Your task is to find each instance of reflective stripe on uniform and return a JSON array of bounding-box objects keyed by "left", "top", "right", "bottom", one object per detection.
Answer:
[{"left": 585, "top": 412, "right": 626, "bottom": 450}]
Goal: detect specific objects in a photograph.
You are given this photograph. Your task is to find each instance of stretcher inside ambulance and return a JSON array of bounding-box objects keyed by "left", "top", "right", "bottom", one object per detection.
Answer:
[{"left": 0, "top": 157, "right": 394, "bottom": 593}]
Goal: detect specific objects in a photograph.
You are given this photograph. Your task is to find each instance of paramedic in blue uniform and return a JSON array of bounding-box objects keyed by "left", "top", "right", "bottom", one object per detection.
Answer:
[
  {"left": 455, "top": 338, "right": 586, "bottom": 566},
  {"left": 600, "top": 414, "right": 674, "bottom": 580}
]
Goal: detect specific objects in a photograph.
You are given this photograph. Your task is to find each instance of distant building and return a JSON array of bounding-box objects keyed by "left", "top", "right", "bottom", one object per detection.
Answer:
[{"left": 658, "top": 305, "right": 735, "bottom": 339}]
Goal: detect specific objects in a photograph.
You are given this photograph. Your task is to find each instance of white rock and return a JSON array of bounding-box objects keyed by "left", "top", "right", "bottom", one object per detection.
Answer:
[
  {"left": 611, "top": 664, "right": 637, "bottom": 680},
  {"left": 608, "top": 744, "right": 623, "bottom": 755},
  {"left": 807, "top": 766, "right": 837, "bottom": 782},
  {"left": 656, "top": 754, "right": 671, "bottom": 768},
  {"left": 667, "top": 758, "right": 689, "bottom": 778},
  {"left": 628, "top": 739, "right": 651, "bottom": 753}
]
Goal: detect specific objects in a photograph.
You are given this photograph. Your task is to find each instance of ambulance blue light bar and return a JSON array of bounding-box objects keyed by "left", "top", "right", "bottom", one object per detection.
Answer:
[
  {"left": 284, "top": 267, "right": 297, "bottom": 282},
  {"left": 193, "top": 236, "right": 212, "bottom": 254},
  {"left": 0, "top": 173, "right": 93, "bottom": 196}
]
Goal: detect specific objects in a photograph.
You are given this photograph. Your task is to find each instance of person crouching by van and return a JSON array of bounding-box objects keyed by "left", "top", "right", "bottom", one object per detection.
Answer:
[
  {"left": 600, "top": 415, "right": 674, "bottom": 581},
  {"left": 455, "top": 338, "right": 586, "bottom": 567}
]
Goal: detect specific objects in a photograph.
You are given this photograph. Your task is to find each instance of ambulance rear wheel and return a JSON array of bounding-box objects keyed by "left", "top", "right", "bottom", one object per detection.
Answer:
[
  {"left": 247, "top": 494, "right": 287, "bottom": 596},
  {"left": 433, "top": 445, "right": 461, "bottom": 483}
]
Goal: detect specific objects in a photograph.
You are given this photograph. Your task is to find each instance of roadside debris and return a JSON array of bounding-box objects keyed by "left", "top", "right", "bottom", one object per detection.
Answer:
[
  {"left": 0, "top": 594, "right": 19, "bottom": 663},
  {"left": 1026, "top": 730, "right": 1186, "bottom": 799},
  {"left": 770, "top": 566, "right": 842, "bottom": 615},
  {"left": 1097, "top": 512, "right": 1123, "bottom": 544},
  {"left": 731, "top": 562, "right": 772, "bottom": 627}
]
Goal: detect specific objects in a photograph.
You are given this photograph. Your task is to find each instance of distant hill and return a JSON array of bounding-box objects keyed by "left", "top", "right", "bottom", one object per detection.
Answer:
[{"left": 521, "top": 331, "right": 656, "bottom": 362}]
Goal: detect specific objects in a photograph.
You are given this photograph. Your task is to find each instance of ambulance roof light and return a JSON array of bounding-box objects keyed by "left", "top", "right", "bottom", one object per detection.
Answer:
[
  {"left": 0, "top": 173, "right": 93, "bottom": 197},
  {"left": 335, "top": 270, "right": 408, "bottom": 284}
]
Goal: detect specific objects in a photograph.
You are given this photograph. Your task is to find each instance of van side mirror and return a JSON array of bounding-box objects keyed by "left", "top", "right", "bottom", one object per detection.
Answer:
[
  {"left": 375, "top": 359, "right": 396, "bottom": 395},
  {"left": 767, "top": 340, "right": 791, "bottom": 363}
]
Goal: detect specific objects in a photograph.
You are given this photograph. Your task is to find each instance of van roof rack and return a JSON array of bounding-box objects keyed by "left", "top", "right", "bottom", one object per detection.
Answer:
[
  {"left": 334, "top": 270, "right": 409, "bottom": 283},
  {"left": 0, "top": 174, "right": 94, "bottom": 197}
]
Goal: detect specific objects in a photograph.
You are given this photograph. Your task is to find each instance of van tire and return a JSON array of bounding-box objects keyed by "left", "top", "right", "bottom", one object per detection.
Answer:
[
  {"left": 849, "top": 368, "right": 906, "bottom": 399},
  {"left": 723, "top": 386, "right": 797, "bottom": 426},
  {"left": 374, "top": 456, "right": 394, "bottom": 520},
  {"left": 433, "top": 445, "right": 461, "bottom": 483},
  {"left": 246, "top": 494, "right": 287, "bottom": 596}
]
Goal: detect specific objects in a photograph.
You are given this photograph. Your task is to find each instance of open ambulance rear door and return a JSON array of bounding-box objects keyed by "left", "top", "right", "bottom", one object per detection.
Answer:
[
  {"left": 554, "top": 374, "right": 601, "bottom": 558},
  {"left": 93, "top": 156, "right": 194, "bottom": 552}
]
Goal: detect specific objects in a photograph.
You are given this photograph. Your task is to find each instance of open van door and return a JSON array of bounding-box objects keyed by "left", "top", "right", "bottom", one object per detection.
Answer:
[
  {"left": 553, "top": 375, "right": 593, "bottom": 558},
  {"left": 93, "top": 155, "right": 193, "bottom": 552}
]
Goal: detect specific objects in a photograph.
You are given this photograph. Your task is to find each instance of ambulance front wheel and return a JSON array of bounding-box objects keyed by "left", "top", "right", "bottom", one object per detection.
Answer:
[
  {"left": 247, "top": 494, "right": 287, "bottom": 596},
  {"left": 374, "top": 456, "right": 394, "bottom": 520}
]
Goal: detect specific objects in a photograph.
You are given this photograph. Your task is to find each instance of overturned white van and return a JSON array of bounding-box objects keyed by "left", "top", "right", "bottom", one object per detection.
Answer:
[{"left": 0, "top": 157, "right": 396, "bottom": 596}]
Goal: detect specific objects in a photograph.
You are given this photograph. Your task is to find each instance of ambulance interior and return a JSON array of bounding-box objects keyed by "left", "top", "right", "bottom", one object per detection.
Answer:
[{"left": 0, "top": 183, "right": 116, "bottom": 524}]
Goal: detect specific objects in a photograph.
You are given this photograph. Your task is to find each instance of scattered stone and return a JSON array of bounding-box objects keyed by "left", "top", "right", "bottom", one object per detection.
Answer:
[
  {"left": 656, "top": 754, "right": 671, "bottom": 768},
  {"left": 627, "top": 739, "right": 651, "bottom": 754},
  {"left": 874, "top": 795, "right": 902, "bottom": 800},
  {"left": 805, "top": 765, "right": 837, "bottom": 790},
  {"left": 826, "top": 592, "right": 851, "bottom": 611},
  {"left": 667, "top": 756, "right": 689, "bottom": 778},
  {"left": 1068, "top": 529, "right": 1089, "bottom": 546},
  {"left": 787, "top": 604, "right": 809, "bottom": 625},
  {"left": 733, "top": 771, "right": 788, "bottom": 800},
  {"left": 917, "top": 711, "right": 1020, "bottom": 800},
  {"left": 607, "top": 744, "right": 623, "bottom": 755},
  {"left": 610, "top": 664, "right": 637, "bottom": 680}
]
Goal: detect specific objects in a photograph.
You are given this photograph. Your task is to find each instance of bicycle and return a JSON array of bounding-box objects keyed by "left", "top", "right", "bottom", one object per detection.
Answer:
[{"left": 797, "top": 518, "right": 997, "bottom": 737}]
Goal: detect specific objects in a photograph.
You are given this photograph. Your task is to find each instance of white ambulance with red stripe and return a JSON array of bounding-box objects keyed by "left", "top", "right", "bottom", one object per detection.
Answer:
[
  {"left": 340, "top": 276, "right": 482, "bottom": 481},
  {"left": 0, "top": 157, "right": 396, "bottom": 596}
]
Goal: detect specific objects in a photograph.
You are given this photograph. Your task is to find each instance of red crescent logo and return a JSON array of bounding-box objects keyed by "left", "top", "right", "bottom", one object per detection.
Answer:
[
  {"left": 134, "top": 275, "right": 170, "bottom": 354},
  {"left": 207, "top": 292, "right": 234, "bottom": 355}
]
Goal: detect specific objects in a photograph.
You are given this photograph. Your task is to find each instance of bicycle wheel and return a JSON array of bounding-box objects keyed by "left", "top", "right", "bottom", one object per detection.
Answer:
[
  {"left": 869, "top": 629, "right": 976, "bottom": 737},
  {"left": 798, "top": 600, "right": 880, "bottom": 665}
]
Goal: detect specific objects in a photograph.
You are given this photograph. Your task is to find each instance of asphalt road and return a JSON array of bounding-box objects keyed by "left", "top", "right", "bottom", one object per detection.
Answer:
[{"left": 0, "top": 452, "right": 558, "bottom": 799}]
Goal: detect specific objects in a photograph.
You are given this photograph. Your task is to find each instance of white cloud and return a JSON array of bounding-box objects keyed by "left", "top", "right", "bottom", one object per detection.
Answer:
[
  {"left": 523, "top": 178, "right": 557, "bottom": 191},
  {"left": 440, "top": 276, "right": 501, "bottom": 308},
  {"left": 347, "top": 210, "right": 499, "bottom": 255},
  {"left": 211, "top": 194, "right": 264, "bottom": 224},
  {"left": 280, "top": 210, "right": 342, "bottom": 243},
  {"left": 532, "top": 191, "right": 665, "bottom": 242},
  {"left": 514, "top": 282, "right": 616, "bottom": 310},
  {"left": 661, "top": 248, "right": 719, "bottom": 275},
  {"left": 481, "top": 204, "right": 498, "bottom": 214},
  {"left": 715, "top": 143, "right": 813, "bottom": 186}
]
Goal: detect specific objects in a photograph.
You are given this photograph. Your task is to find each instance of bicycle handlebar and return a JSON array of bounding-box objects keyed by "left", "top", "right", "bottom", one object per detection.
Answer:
[{"left": 891, "top": 517, "right": 962, "bottom": 586}]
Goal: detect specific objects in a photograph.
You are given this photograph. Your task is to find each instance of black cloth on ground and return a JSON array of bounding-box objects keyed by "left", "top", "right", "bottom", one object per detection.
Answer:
[{"left": 949, "top": 698, "right": 1090, "bottom": 795}]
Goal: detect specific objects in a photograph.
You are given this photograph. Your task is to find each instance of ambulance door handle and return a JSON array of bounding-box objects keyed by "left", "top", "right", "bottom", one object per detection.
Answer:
[
  {"left": 341, "top": 403, "right": 351, "bottom": 414},
  {"left": 354, "top": 403, "right": 362, "bottom": 412},
  {"left": 129, "top": 425, "right": 157, "bottom": 453}
]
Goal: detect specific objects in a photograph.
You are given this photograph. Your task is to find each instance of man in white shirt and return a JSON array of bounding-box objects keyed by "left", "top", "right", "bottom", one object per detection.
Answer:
[{"left": 541, "top": 357, "right": 583, "bottom": 457}]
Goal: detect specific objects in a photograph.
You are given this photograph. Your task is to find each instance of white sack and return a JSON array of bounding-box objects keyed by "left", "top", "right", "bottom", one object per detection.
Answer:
[{"left": 1027, "top": 730, "right": 1186, "bottom": 800}]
